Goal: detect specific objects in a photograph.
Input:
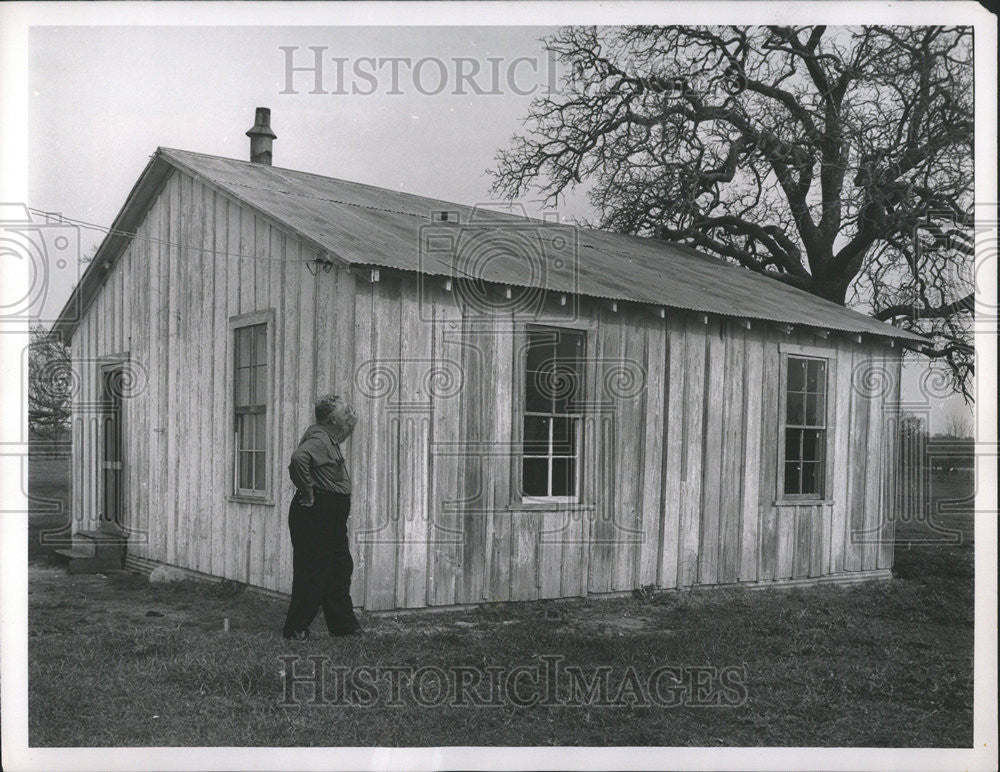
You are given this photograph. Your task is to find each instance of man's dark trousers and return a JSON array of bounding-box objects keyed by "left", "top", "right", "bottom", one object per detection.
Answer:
[{"left": 282, "top": 490, "right": 359, "bottom": 636}]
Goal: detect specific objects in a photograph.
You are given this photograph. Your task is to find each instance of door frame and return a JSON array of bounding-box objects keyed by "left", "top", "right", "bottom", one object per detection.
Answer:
[{"left": 97, "top": 355, "right": 130, "bottom": 534}]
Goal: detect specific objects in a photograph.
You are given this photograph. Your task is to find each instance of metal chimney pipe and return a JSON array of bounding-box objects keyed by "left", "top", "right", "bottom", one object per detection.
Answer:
[{"left": 246, "top": 107, "right": 276, "bottom": 165}]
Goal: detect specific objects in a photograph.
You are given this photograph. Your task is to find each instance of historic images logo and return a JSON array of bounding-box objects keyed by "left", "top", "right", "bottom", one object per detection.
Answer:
[
  {"left": 417, "top": 205, "right": 581, "bottom": 323},
  {"left": 278, "top": 655, "right": 748, "bottom": 709},
  {"left": 279, "top": 47, "right": 559, "bottom": 97},
  {"left": 0, "top": 203, "right": 82, "bottom": 326}
]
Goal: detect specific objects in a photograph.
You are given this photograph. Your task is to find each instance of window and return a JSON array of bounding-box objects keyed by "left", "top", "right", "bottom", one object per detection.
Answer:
[
  {"left": 233, "top": 320, "right": 268, "bottom": 495},
  {"left": 522, "top": 326, "right": 585, "bottom": 499},
  {"left": 783, "top": 356, "right": 827, "bottom": 497}
]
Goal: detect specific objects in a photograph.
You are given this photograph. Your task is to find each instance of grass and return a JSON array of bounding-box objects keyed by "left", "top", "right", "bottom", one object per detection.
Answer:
[{"left": 27, "top": 457, "right": 974, "bottom": 747}]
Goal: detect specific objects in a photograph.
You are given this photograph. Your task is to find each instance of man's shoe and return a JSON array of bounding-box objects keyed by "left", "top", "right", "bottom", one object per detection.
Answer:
[
  {"left": 330, "top": 622, "right": 362, "bottom": 637},
  {"left": 282, "top": 630, "right": 309, "bottom": 642}
]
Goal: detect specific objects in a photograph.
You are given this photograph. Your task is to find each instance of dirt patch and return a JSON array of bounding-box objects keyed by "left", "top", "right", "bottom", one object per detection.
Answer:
[
  {"left": 29, "top": 561, "right": 286, "bottom": 637},
  {"left": 559, "top": 613, "right": 667, "bottom": 636}
]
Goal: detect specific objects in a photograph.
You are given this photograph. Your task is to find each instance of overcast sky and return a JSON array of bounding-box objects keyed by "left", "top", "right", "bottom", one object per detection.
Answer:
[
  {"left": 22, "top": 22, "right": 976, "bottom": 429},
  {"left": 28, "top": 25, "right": 592, "bottom": 305}
]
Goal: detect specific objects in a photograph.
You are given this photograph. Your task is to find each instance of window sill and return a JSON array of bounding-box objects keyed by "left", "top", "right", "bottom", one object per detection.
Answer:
[
  {"left": 772, "top": 499, "right": 835, "bottom": 507},
  {"left": 228, "top": 494, "right": 275, "bottom": 506},
  {"left": 508, "top": 500, "right": 595, "bottom": 512}
]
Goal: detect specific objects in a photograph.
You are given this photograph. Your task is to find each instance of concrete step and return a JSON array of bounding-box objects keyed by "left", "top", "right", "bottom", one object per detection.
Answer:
[
  {"left": 77, "top": 528, "right": 127, "bottom": 541},
  {"left": 53, "top": 545, "right": 124, "bottom": 573},
  {"left": 53, "top": 547, "right": 95, "bottom": 562},
  {"left": 76, "top": 529, "right": 127, "bottom": 561}
]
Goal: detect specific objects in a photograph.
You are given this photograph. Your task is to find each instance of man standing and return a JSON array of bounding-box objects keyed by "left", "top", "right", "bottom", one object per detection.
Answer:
[{"left": 283, "top": 393, "right": 361, "bottom": 640}]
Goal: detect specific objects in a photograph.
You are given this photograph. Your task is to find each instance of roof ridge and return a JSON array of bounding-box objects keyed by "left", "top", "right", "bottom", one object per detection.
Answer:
[
  {"left": 159, "top": 146, "right": 532, "bottom": 221},
  {"left": 160, "top": 148, "right": 704, "bottom": 244},
  {"left": 159, "top": 148, "right": 716, "bottom": 255}
]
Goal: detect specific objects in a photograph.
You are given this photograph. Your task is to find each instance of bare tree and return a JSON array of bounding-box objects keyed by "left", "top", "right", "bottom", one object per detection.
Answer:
[
  {"left": 942, "top": 413, "right": 973, "bottom": 438},
  {"left": 491, "top": 26, "right": 974, "bottom": 399},
  {"left": 898, "top": 411, "right": 928, "bottom": 440},
  {"left": 28, "top": 324, "right": 72, "bottom": 440}
]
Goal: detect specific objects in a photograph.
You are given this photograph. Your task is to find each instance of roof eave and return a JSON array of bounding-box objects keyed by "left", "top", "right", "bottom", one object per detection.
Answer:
[
  {"left": 346, "top": 261, "right": 932, "bottom": 345},
  {"left": 158, "top": 147, "right": 352, "bottom": 271},
  {"left": 51, "top": 146, "right": 353, "bottom": 343},
  {"left": 51, "top": 151, "right": 175, "bottom": 342}
]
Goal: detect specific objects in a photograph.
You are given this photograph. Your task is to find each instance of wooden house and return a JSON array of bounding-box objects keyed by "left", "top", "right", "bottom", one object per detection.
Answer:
[{"left": 53, "top": 109, "right": 926, "bottom": 609}]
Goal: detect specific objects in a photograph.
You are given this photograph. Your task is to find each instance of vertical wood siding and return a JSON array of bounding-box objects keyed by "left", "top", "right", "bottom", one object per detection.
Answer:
[
  {"left": 71, "top": 169, "right": 903, "bottom": 608},
  {"left": 70, "top": 171, "right": 335, "bottom": 594}
]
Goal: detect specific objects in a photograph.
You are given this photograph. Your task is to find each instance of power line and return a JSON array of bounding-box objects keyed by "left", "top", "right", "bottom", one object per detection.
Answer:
[{"left": 27, "top": 207, "right": 315, "bottom": 265}]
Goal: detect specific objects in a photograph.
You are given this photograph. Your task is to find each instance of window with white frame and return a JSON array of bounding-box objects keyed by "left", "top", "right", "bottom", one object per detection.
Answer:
[
  {"left": 233, "top": 320, "right": 268, "bottom": 495},
  {"left": 522, "top": 325, "right": 585, "bottom": 500}
]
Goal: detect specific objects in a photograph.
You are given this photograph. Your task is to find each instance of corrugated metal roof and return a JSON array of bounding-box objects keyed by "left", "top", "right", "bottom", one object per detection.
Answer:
[
  {"left": 55, "top": 147, "right": 927, "bottom": 343},
  {"left": 161, "top": 148, "right": 923, "bottom": 342}
]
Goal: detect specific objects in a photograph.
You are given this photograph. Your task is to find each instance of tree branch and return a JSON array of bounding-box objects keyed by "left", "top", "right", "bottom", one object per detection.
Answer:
[{"left": 875, "top": 292, "right": 974, "bottom": 322}]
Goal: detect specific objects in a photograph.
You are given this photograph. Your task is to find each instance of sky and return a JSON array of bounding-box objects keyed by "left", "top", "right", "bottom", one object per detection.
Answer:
[
  {"left": 28, "top": 25, "right": 583, "bottom": 296},
  {"left": 22, "top": 22, "right": 977, "bottom": 432}
]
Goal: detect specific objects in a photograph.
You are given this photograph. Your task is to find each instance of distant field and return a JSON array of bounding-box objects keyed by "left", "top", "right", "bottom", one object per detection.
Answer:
[
  {"left": 27, "top": 454, "right": 72, "bottom": 560},
  {"left": 894, "top": 472, "right": 976, "bottom": 546}
]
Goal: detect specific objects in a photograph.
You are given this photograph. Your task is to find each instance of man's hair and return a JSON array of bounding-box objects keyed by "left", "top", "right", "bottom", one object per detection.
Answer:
[
  {"left": 314, "top": 393, "right": 358, "bottom": 442},
  {"left": 314, "top": 393, "right": 346, "bottom": 423}
]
